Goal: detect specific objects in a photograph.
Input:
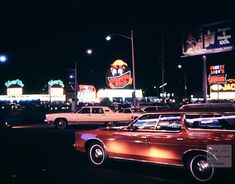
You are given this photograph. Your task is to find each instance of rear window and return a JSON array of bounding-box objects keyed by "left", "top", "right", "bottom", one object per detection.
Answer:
[{"left": 186, "top": 118, "right": 234, "bottom": 129}]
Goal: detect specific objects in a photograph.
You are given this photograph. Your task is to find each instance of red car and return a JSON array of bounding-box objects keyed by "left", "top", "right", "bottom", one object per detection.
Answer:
[{"left": 74, "top": 112, "right": 235, "bottom": 182}]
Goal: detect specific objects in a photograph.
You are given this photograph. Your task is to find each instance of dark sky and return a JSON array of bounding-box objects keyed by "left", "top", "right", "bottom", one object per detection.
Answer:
[{"left": 0, "top": 0, "right": 234, "bottom": 96}]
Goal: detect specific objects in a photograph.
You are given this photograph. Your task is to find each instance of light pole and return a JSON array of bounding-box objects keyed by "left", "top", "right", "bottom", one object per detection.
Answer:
[
  {"left": 72, "top": 49, "right": 93, "bottom": 112},
  {"left": 177, "top": 64, "right": 187, "bottom": 99},
  {"left": 106, "top": 30, "right": 136, "bottom": 107}
]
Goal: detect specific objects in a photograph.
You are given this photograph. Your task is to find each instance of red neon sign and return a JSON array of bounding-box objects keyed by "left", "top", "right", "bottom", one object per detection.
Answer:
[
  {"left": 107, "top": 72, "right": 132, "bottom": 88},
  {"left": 209, "top": 65, "right": 225, "bottom": 75},
  {"left": 208, "top": 74, "right": 227, "bottom": 84}
]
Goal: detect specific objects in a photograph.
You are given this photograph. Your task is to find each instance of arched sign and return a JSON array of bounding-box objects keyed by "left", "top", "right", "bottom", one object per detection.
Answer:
[
  {"left": 5, "top": 79, "right": 24, "bottom": 88},
  {"left": 105, "top": 59, "right": 133, "bottom": 89},
  {"left": 48, "top": 80, "right": 64, "bottom": 87}
]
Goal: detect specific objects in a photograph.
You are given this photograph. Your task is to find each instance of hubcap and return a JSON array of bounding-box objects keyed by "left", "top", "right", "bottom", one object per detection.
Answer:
[
  {"left": 90, "top": 145, "right": 105, "bottom": 165},
  {"left": 197, "top": 160, "right": 209, "bottom": 172},
  {"left": 190, "top": 155, "right": 214, "bottom": 182},
  {"left": 94, "top": 148, "right": 103, "bottom": 158}
]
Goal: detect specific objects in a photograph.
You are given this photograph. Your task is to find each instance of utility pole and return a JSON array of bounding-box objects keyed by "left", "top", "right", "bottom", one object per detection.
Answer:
[
  {"left": 73, "top": 62, "right": 78, "bottom": 112},
  {"left": 161, "top": 31, "right": 165, "bottom": 102},
  {"left": 202, "top": 55, "right": 208, "bottom": 103}
]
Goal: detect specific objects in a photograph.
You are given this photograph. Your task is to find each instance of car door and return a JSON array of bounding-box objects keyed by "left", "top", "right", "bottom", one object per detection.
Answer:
[
  {"left": 148, "top": 114, "right": 187, "bottom": 166},
  {"left": 90, "top": 107, "right": 105, "bottom": 124},
  {"left": 107, "top": 117, "right": 158, "bottom": 161},
  {"left": 71, "top": 107, "right": 91, "bottom": 124}
]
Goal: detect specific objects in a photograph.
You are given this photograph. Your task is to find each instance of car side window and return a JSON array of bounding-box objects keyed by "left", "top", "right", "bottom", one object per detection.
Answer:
[
  {"left": 132, "top": 119, "right": 158, "bottom": 131},
  {"left": 79, "top": 108, "right": 90, "bottom": 114},
  {"left": 145, "top": 107, "right": 157, "bottom": 112},
  {"left": 92, "top": 108, "right": 104, "bottom": 114},
  {"left": 157, "top": 117, "right": 182, "bottom": 131}
]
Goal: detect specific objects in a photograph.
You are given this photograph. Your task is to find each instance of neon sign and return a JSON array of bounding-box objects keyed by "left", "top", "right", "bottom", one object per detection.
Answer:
[
  {"left": 107, "top": 72, "right": 132, "bottom": 88},
  {"left": 106, "top": 59, "right": 133, "bottom": 89},
  {"left": 208, "top": 74, "right": 227, "bottom": 84},
  {"left": 210, "top": 65, "right": 225, "bottom": 75},
  {"left": 48, "top": 80, "right": 64, "bottom": 87},
  {"left": 5, "top": 79, "right": 24, "bottom": 88},
  {"left": 211, "top": 79, "right": 235, "bottom": 92}
]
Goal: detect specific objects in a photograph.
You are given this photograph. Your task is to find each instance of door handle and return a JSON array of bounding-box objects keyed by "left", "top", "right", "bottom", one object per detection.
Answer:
[{"left": 177, "top": 138, "right": 184, "bottom": 141}]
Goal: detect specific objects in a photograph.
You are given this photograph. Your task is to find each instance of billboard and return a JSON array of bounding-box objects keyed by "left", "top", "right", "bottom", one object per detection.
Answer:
[{"left": 182, "top": 20, "right": 233, "bottom": 57}]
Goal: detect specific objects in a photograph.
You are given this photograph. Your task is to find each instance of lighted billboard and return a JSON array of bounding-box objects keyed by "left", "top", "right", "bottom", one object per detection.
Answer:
[
  {"left": 182, "top": 20, "right": 233, "bottom": 57},
  {"left": 210, "top": 79, "right": 235, "bottom": 100},
  {"left": 106, "top": 59, "right": 133, "bottom": 89}
]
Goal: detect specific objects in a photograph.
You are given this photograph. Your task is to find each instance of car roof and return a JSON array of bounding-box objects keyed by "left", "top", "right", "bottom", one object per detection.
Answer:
[{"left": 180, "top": 103, "right": 235, "bottom": 109}]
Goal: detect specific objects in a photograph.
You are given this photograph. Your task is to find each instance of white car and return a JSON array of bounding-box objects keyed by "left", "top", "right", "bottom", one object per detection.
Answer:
[
  {"left": 45, "top": 106, "right": 133, "bottom": 129},
  {"left": 121, "top": 107, "right": 145, "bottom": 119}
]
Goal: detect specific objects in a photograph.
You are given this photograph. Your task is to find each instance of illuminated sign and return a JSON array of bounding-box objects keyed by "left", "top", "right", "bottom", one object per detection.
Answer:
[
  {"left": 49, "top": 87, "right": 64, "bottom": 96},
  {"left": 208, "top": 74, "right": 227, "bottom": 84},
  {"left": 210, "top": 79, "right": 235, "bottom": 92},
  {"left": 7, "top": 88, "right": 23, "bottom": 96},
  {"left": 48, "top": 80, "right": 64, "bottom": 87},
  {"left": 78, "top": 85, "right": 96, "bottom": 103},
  {"left": 107, "top": 71, "right": 132, "bottom": 88},
  {"left": 210, "top": 65, "right": 225, "bottom": 75},
  {"left": 5, "top": 79, "right": 24, "bottom": 88},
  {"left": 106, "top": 59, "right": 133, "bottom": 89}
]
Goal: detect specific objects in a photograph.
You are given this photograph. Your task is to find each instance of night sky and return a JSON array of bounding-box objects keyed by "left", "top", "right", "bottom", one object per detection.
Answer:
[{"left": 0, "top": 0, "right": 234, "bottom": 97}]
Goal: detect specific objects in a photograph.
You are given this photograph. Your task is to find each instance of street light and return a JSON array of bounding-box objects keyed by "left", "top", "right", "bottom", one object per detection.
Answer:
[
  {"left": 105, "top": 30, "right": 136, "bottom": 107},
  {"left": 72, "top": 49, "right": 93, "bottom": 112},
  {"left": 0, "top": 55, "right": 7, "bottom": 63}
]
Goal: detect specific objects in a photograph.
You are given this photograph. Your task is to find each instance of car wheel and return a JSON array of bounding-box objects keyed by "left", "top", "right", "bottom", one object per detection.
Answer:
[
  {"left": 187, "top": 154, "right": 215, "bottom": 182},
  {"left": 55, "top": 119, "right": 67, "bottom": 129},
  {"left": 88, "top": 143, "right": 107, "bottom": 166}
]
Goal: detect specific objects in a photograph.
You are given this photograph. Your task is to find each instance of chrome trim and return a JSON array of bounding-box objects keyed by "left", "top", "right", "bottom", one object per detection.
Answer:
[
  {"left": 187, "top": 128, "right": 235, "bottom": 132},
  {"left": 183, "top": 149, "right": 218, "bottom": 160},
  {"left": 109, "top": 156, "right": 184, "bottom": 167}
]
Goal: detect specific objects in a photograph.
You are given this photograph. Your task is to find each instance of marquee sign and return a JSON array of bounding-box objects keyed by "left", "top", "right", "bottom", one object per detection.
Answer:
[
  {"left": 48, "top": 80, "right": 64, "bottom": 87},
  {"left": 5, "top": 79, "right": 24, "bottom": 88},
  {"left": 106, "top": 59, "right": 133, "bottom": 89},
  {"left": 210, "top": 79, "right": 235, "bottom": 92}
]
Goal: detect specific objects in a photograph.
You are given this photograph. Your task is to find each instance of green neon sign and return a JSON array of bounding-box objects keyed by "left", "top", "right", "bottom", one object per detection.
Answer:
[
  {"left": 48, "top": 80, "right": 64, "bottom": 87},
  {"left": 5, "top": 79, "right": 24, "bottom": 88}
]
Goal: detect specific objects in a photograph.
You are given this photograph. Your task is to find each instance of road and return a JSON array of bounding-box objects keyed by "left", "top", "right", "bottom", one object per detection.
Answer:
[{"left": 0, "top": 124, "right": 233, "bottom": 184}]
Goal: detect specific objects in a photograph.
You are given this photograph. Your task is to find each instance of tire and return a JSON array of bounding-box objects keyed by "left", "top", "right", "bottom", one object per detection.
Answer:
[
  {"left": 187, "top": 154, "right": 215, "bottom": 183},
  {"left": 88, "top": 143, "right": 107, "bottom": 166},
  {"left": 55, "top": 119, "right": 67, "bottom": 129}
]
